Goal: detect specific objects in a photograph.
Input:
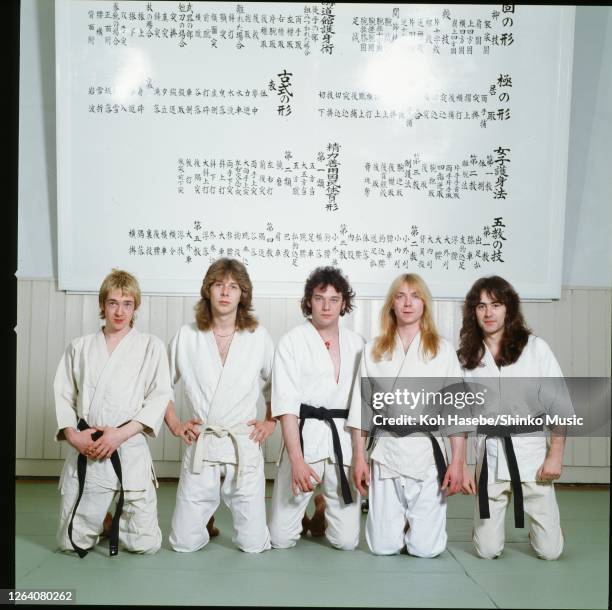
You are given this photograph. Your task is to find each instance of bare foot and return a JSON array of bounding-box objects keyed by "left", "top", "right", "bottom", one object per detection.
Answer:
[
  {"left": 206, "top": 515, "right": 220, "bottom": 537},
  {"left": 301, "top": 514, "right": 311, "bottom": 536},
  {"left": 101, "top": 512, "right": 112, "bottom": 538},
  {"left": 309, "top": 494, "right": 327, "bottom": 537}
]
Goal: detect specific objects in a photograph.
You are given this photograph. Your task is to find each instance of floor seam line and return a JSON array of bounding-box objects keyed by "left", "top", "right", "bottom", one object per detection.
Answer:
[
  {"left": 17, "top": 553, "right": 56, "bottom": 582},
  {"left": 446, "top": 546, "right": 500, "bottom": 609}
]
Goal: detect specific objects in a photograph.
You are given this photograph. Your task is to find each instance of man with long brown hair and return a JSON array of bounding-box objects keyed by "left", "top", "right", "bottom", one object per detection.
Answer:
[
  {"left": 347, "top": 273, "right": 466, "bottom": 558},
  {"left": 269, "top": 266, "right": 365, "bottom": 550},
  {"left": 458, "top": 275, "right": 566, "bottom": 560},
  {"left": 164, "top": 258, "right": 276, "bottom": 553}
]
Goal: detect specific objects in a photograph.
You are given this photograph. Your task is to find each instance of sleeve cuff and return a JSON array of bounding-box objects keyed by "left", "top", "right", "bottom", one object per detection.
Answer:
[{"left": 133, "top": 414, "right": 163, "bottom": 438}]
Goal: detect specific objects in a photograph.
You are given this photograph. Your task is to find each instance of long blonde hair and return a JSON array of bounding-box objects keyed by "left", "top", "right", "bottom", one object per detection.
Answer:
[{"left": 371, "top": 273, "right": 440, "bottom": 361}]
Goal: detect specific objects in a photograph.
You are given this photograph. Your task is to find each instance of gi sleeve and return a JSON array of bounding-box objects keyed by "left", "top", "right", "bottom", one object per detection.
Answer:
[
  {"left": 53, "top": 341, "right": 79, "bottom": 441},
  {"left": 133, "top": 337, "right": 173, "bottom": 438},
  {"left": 534, "top": 337, "right": 574, "bottom": 419},
  {"left": 440, "top": 344, "right": 476, "bottom": 437},
  {"left": 260, "top": 328, "right": 274, "bottom": 404},
  {"left": 167, "top": 327, "right": 183, "bottom": 401},
  {"left": 535, "top": 337, "right": 564, "bottom": 377},
  {"left": 346, "top": 351, "right": 371, "bottom": 432},
  {"left": 271, "top": 333, "right": 302, "bottom": 418}
]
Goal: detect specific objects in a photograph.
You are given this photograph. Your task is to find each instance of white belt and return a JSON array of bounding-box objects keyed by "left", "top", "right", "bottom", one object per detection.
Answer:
[{"left": 191, "top": 423, "right": 252, "bottom": 486}]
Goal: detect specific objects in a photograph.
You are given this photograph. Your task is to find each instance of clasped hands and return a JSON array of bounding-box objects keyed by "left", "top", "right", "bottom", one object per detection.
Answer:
[{"left": 68, "top": 426, "right": 127, "bottom": 460}]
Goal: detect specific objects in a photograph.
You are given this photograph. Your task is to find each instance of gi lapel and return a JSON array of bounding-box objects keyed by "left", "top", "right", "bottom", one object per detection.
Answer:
[
  {"left": 205, "top": 329, "right": 244, "bottom": 425},
  {"left": 306, "top": 320, "right": 340, "bottom": 387},
  {"left": 203, "top": 329, "right": 225, "bottom": 425},
  {"left": 395, "top": 330, "right": 420, "bottom": 384},
  {"left": 87, "top": 328, "right": 138, "bottom": 423}
]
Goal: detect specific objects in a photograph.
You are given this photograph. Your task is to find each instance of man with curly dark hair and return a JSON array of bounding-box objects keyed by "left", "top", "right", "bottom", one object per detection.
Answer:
[
  {"left": 459, "top": 276, "right": 567, "bottom": 561},
  {"left": 269, "top": 266, "right": 365, "bottom": 550},
  {"left": 299, "top": 265, "right": 356, "bottom": 318}
]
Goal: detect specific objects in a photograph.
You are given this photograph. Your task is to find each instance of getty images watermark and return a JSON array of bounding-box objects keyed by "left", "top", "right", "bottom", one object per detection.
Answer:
[
  {"left": 360, "top": 377, "right": 610, "bottom": 436},
  {"left": 372, "top": 387, "right": 487, "bottom": 409}
]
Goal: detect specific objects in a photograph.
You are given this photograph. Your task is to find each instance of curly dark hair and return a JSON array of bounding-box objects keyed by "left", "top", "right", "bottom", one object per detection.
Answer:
[
  {"left": 457, "top": 275, "right": 531, "bottom": 370},
  {"left": 300, "top": 266, "right": 355, "bottom": 318}
]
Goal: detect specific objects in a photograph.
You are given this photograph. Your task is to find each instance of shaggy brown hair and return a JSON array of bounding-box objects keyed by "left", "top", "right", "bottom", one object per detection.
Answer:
[
  {"left": 458, "top": 276, "right": 531, "bottom": 370},
  {"left": 194, "top": 258, "right": 258, "bottom": 332},
  {"left": 300, "top": 266, "right": 355, "bottom": 318}
]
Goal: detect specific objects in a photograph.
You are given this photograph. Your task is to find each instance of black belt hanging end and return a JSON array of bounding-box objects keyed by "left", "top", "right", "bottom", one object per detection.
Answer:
[
  {"left": 503, "top": 437, "right": 525, "bottom": 529},
  {"left": 478, "top": 436, "right": 525, "bottom": 528},
  {"left": 298, "top": 404, "right": 354, "bottom": 505},
  {"left": 67, "top": 419, "right": 127, "bottom": 558}
]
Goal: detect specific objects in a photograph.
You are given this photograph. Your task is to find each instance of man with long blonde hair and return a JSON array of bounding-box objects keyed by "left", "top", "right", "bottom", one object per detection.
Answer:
[
  {"left": 165, "top": 258, "right": 276, "bottom": 553},
  {"left": 54, "top": 269, "right": 172, "bottom": 557},
  {"left": 347, "top": 273, "right": 466, "bottom": 557}
]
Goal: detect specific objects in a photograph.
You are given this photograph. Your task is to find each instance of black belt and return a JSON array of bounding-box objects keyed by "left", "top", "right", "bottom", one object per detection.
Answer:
[
  {"left": 366, "top": 423, "right": 447, "bottom": 488},
  {"left": 477, "top": 416, "right": 544, "bottom": 529},
  {"left": 67, "top": 418, "right": 129, "bottom": 558},
  {"left": 298, "top": 404, "right": 353, "bottom": 505}
]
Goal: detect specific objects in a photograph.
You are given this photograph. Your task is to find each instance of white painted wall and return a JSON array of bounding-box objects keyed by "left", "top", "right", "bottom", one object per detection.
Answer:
[{"left": 563, "top": 7, "right": 612, "bottom": 287}]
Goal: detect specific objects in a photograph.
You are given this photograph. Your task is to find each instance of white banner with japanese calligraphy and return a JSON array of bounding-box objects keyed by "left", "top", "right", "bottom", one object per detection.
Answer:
[{"left": 56, "top": 1, "right": 574, "bottom": 297}]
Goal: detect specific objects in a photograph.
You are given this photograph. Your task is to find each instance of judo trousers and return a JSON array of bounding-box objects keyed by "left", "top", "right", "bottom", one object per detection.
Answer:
[
  {"left": 169, "top": 460, "right": 271, "bottom": 553},
  {"left": 57, "top": 478, "right": 161, "bottom": 554},
  {"left": 269, "top": 454, "right": 361, "bottom": 550},
  {"left": 473, "top": 479, "right": 564, "bottom": 560},
  {"left": 366, "top": 461, "right": 447, "bottom": 558}
]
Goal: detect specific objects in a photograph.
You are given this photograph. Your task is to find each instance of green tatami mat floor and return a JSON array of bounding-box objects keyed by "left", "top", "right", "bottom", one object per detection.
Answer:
[{"left": 15, "top": 481, "right": 609, "bottom": 608}]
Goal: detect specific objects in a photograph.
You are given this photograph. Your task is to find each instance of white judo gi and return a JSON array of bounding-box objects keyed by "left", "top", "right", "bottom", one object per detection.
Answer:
[
  {"left": 54, "top": 328, "right": 172, "bottom": 554},
  {"left": 167, "top": 322, "right": 273, "bottom": 553},
  {"left": 464, "top": 335, "right": 566, "bottom": 560},
  {"left": 269, "top": 321, "right": 365, "bottom": 550},
  {"left": 347, "top": 332, "right": 463, "bottom": 558}
]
